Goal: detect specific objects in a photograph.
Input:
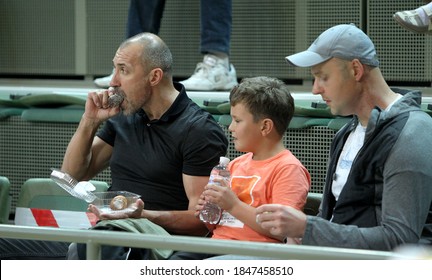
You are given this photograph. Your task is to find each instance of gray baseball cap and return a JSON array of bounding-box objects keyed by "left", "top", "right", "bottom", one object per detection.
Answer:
[{"left": 286, "top": 23, "right": 379, "bottom": 67}]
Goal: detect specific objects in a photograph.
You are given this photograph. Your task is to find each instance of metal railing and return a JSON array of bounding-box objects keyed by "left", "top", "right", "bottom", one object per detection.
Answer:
[{"left": 0, "top": 224, "right": 402, "bottom": 260}]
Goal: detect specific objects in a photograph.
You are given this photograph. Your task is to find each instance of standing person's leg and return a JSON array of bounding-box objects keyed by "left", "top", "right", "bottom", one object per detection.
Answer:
[
  {"left": 200, "top": 0, "right": 231, "bottom": 57},
  {"left": 126, "top": 0, "right": 166, "bottom": 37},
  {"left": 180, "top": 0, "right": 238, "bottom": 91},
  {"left": 95, "top": 0, "right": 166, "bottom": 88},
  {"left": 0, "top": 238, "right": 69, "bottom": 260}
]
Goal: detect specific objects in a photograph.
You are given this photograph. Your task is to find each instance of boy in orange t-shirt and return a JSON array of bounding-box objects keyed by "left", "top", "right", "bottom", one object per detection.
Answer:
[{"left": 169, "top": 76, "right": 311, "bottom": 260}]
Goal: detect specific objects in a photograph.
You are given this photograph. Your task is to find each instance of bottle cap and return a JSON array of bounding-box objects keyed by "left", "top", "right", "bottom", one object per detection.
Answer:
[{"left": 219, "top": 156, "right": 230, "bottom": 166}]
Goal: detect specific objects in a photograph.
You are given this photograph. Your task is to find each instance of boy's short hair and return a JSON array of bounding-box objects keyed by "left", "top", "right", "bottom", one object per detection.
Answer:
[{"left": 229, "top": 76, "right": 295, "bottom": 136}]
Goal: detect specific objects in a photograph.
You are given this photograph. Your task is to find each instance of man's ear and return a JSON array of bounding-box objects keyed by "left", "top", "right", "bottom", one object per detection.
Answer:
[
  {"left": 351, "top": 59, "right": 365, "bottom": 81},
  {"left": 149, "top": 68, "right": 164, "bottom": 85}
]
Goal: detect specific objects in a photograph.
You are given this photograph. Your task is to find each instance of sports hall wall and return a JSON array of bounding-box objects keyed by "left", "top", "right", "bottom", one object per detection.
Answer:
[{"left": 0, "top": 0, "right": 431, "bottom": 83}]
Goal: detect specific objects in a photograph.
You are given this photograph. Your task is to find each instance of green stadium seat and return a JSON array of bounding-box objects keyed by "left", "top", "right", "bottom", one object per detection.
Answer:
[
  {"left": 328, "top": 117, "right": 352, "bottom": 131},
  {"left": 21, "top": 105, "right": 84, "bottom": 123},
  {"left": 16, "top": 178, "right": 109, "bottom": 211},
  {"left": 0, "top": 176, "right": 11, "bottom": 223},
  {"left": 217, "top": 114, "right": 333, "bottom": 129},
  {"left": 218, "top": 114, "right": 232, "bottom": 127},
  {"left": 0, "top": 107, "right": 25, "bottom": 120},
  {"left": 303, "top": 192, "right": 322, "bottom": 216},
  {"left": 288, "top": 116, "right": 332, "bottom": 129}
]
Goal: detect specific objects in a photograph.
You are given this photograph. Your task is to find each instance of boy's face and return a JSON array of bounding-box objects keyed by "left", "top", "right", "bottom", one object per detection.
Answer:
[{"left": 229, "top": 102, "right": 263, "bottom": 153}]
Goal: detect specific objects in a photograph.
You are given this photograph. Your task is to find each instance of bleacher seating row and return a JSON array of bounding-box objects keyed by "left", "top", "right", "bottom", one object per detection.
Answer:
[
  {"left": 0, "top": 177, "right": 109, "bottom": 225},
  {"left": 1, "top": 176, "right": 321, "bottom": 226},
  {"left": 1, "top": 89, "right": 431, "bottom": 260},
  {"left": 0, "top": 90, "right": 339, "bottom": 217},
  {"left": 1, "top": 90, "right": 432, "bottom": 220}
]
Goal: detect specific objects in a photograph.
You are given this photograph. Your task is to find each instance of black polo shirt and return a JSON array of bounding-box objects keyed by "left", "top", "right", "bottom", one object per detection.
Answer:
[{"left": 97, "top": 83, "right": 228, "bottom": 211}]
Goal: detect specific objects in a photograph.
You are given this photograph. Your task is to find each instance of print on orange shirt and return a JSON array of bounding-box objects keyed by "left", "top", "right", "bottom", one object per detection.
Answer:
[{"left": 230, "top": 175, "right": 260, "bottom": 205}]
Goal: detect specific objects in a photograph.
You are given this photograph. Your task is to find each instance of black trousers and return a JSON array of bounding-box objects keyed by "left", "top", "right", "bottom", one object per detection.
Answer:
[{"left": 168, "top": 251, "right": 217, "bottom": 260}]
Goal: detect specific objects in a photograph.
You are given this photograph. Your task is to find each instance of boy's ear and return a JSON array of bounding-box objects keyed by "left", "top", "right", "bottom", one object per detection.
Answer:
[{"left": 261, "top": 118, "right": 273, "bottom": 136}]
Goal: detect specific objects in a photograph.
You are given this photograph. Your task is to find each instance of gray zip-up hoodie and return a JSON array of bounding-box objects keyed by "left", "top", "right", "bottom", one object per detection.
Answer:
[{"left": 303, "top": 89, "right": 432, "bottom": 251}]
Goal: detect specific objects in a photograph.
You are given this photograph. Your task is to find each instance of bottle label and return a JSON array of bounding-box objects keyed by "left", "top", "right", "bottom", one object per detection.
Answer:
[{"left": 218, "top": 211, "right": 244, "bottom": 228}]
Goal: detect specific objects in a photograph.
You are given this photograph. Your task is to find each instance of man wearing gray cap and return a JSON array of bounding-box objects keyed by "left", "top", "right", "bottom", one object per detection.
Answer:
[{"left": 256, "top": 23, "right": 432, "bottom": 251}]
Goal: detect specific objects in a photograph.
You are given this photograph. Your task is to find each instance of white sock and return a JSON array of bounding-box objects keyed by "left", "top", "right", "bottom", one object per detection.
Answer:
[{"left": 205, "top": 53, "right": 229, "bottom": 68}]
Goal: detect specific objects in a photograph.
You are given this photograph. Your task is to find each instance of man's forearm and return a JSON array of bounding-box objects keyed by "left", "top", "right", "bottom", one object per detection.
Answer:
[
  {"left": 61, "top": 116, "right": 102, "bottom": 180},
  {"left": 143, "top": 209, "right": 208, "bottom": 236}
]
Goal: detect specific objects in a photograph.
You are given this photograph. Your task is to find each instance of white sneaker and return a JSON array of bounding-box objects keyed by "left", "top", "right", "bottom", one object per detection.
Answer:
[
  {"left": 94, "top": 73, "right": 113, "bottom": 88},
  {"left": 180, "top": 55, "right": 238, "bottom": 91}
]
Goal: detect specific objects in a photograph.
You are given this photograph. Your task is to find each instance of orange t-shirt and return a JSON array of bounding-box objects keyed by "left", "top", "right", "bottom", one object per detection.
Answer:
[{"left": 211, "top": 150, "right": 311, "bottom": 243}]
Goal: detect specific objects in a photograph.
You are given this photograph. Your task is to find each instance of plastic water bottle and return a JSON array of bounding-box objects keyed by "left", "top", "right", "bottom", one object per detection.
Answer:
[{"left": 199, "top": 156, "right": 231, "bottom": 224}]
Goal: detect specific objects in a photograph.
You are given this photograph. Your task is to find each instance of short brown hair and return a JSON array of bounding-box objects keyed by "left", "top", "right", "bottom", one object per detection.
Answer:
[{"left": 229, "top": 76, "right": 295, "bottom": 136}]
